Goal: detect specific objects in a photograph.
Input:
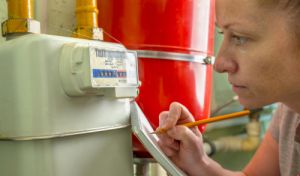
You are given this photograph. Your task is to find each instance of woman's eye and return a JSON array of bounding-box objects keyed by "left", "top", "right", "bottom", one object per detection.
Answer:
[{"left": 232, "top": 35, "right": 248, "bottom": 45}]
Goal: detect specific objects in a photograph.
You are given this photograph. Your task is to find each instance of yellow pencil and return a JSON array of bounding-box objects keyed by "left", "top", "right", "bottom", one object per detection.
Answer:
[{"left": 151, "top": 110, "right": 251, "bottom": 134}]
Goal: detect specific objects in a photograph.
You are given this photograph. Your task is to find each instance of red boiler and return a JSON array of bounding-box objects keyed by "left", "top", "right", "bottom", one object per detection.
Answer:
[{"left": 98, "top": 0, "right": 215, "bottom": 157}]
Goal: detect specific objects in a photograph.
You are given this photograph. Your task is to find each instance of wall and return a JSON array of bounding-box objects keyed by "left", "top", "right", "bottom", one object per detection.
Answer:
[
  {"left": 0, "top": 0, "right": 76, "bottom": 42},
  {"left": 38, "top": 0, "right": 76, "bottom": 36},
  {"left": 35, "top": 0, "right": 76, "bottom": 36},
  {"left": 0, "top": 0, "right": 7, "bottom": 43}
]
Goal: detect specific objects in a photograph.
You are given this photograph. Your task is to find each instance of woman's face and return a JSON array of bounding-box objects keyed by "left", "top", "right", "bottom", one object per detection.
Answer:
[{"left": 215, "top": 0, "right": 300, "bottom": 109}]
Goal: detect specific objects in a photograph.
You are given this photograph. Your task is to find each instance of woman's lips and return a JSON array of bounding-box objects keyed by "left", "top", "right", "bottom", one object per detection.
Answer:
[
  {"left": 229, "top": 79, "right": 247, "bottom": 94},
  {"left": 232, "top": 84, "right": 247, "bottom": 94}
]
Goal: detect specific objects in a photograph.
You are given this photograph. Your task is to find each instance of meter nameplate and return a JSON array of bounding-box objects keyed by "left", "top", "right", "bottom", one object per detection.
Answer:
[{"left": 89, "top": 47, "right": 138, "bottom": 87}]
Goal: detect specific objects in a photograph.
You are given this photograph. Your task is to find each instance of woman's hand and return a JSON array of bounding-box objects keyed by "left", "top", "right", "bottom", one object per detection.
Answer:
[{"left": 157, "top": 102, "right": 208, "bottom": 175}]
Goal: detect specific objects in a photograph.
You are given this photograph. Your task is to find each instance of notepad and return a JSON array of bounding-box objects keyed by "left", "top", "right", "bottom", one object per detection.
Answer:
[{"left": 130, "top": 101, "right": 187, "bottom": 176}]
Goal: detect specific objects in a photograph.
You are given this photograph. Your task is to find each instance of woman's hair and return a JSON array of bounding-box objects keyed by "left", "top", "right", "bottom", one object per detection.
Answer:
[
  {"left": 260, "top": 0, "right": 300, "bottom": 39},
  {"left": 282, "top": 0, "right": 300, "bottom": 40},
  {"left": 260, "top": 0, "right": 300, "bottom": 9}
]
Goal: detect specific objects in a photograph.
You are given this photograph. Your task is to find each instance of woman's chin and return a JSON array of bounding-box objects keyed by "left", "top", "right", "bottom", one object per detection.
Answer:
[{"left": 238, "top": 97, "right": 267, "bottom": 109}]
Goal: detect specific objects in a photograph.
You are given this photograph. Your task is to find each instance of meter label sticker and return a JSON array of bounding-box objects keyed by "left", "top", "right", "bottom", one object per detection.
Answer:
[
  {"left": 89, "top": 47, "right": 137, "bottom": 87},
  {"left": 92, "top": 69, "right": 126, "bottom": 78}
]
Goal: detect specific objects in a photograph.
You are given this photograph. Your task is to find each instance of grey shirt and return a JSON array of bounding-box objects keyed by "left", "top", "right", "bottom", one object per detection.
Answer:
[{"left": 269, "top": 104, "right": 300, "bottom": 176}]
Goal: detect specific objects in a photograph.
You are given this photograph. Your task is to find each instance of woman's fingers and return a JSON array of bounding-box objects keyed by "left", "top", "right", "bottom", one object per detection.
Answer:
[
  {"left": 158, "top": 140, "right": 178, "bottom": 157},
  {"left": 157, "top": 102, "right": 200, "bottom": 150},
  {"left": 157, "top": 102, "right": 202, "bottom": 159},
  {"left": 167, "top": 126, "right": 202, "bottom": 149},
  {"left": 158, "top": 102, "right": 195, "bottom": 131},
  {"left": 158, "top": 132, "right": 180, "bottom": 150},
  {"left": 169, "top": 102, "right": 195, "bottom": 123},
  {"left": 158, "top": 111, "right": 169, "bottom": 129}
]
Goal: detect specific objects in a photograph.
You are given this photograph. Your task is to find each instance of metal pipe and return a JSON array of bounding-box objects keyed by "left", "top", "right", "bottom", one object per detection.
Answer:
[
  {"left": 210, "top": 114, "right": 261, "bottom": 152},
  {"left": 7, "top": 0, "right": 34, "bottom": 19},
  {"left": 73, "top": 0, "right": 103, "bottom": 40},
  {"left": 212, "top": 120, "right": 261, "bottom": 152},
  {"left": 2, "top": 0, "right": 40, "bottom": 38},
  {"left": 203, "top": 110, "right": 262, "bottom": 155},
  {"left": 75, "top": 0, "right": 98, "bottom": 28}
]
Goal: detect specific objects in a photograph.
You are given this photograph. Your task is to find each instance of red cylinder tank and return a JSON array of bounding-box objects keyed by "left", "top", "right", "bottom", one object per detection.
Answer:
[{"left": 98, "top": 0, "right": 215, "bottom": 157}]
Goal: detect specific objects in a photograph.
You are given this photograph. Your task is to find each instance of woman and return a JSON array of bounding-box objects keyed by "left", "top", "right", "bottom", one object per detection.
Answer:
[{"left": 157, "top": 0, "right": 300, "bottom": 175}]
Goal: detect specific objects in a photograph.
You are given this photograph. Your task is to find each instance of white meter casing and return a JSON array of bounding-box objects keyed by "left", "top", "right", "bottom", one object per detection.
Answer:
[
  {"left": 60, "top": 43, "right": 139, "bottom": 97},
  {"left": 0, "top": 34, "right": 136, "bottom": 176}
]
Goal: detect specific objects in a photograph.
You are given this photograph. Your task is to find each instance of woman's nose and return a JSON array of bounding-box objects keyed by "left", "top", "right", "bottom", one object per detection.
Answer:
[{"left": 214, "top": 49, "right": 238, "bottom": 74}]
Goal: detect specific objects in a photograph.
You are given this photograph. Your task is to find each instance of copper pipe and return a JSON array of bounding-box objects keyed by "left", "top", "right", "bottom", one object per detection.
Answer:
[
  {"left": 7, "top": 0, "right": 34, "bottom": 19},
  {"left": 2, "top": 0, "right": 40, "bottom": 37},
  {"left": 73, "top": 0, "right": 102, "bottom": 40},
  {"left": 75, "top": 0, "right": 98, "bottom": 28}
]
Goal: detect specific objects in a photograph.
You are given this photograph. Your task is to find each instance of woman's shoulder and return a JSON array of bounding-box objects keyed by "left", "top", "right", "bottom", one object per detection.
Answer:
[
  {"left": 268, "top": 103, "right": 300, "bottom": 142},
  {"left": 275, "top": 104, "right": 300, "bottom": 175},
  {"left": 277, "top": 103, "right": 300, "bottom": 120},
  {"left": 274, "top": 103, "right": 300, "bottom": 118}
]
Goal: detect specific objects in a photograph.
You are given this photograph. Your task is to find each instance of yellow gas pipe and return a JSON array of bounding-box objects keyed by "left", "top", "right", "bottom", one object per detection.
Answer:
[
  {"left": 7, "top": 0, "right": 34, "bottom": 19},
  {"left": 2, "top": 0, "right": 40, "bottom": 37},
  {"left": 73, "top": 0, "right": 103, "bottom": 40}
]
